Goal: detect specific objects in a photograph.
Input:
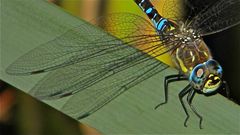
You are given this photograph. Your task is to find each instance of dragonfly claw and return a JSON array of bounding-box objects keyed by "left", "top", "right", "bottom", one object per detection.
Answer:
[
  {"left": 154, "top": 102, "right": 167, "bottom": 110},
  {"left": 199, "top": 117, "right": 203, "bottom": 129},
  {"left": 184, "top": 116, "right": 189, "bottom": 127}
]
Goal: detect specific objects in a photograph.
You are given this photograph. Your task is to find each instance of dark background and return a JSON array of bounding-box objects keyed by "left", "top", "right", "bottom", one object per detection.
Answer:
[{"left": 205, "top": 24, "right": 240, "bottom": 104}]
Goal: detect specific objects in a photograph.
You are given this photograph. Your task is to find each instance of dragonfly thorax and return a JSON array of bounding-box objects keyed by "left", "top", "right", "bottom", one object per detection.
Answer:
[
  {"left": 172, "top": 38, "right": 212, "bottom": 75},
  {"left": 174, "top": 23, "right": 201, "bottom": 44}
]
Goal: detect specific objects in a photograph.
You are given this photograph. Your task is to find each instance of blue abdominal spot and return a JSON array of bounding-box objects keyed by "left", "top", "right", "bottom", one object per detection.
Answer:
[
  {"left": 157, "top": 19, "right": 167, "bottom": 31},
  {"left": 146, "top": 8, "right": 153, "bottom": 14}
]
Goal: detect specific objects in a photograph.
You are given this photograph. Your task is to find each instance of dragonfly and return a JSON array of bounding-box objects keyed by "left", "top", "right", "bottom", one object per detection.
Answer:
[{"left": 6, "top": 0, "right": 240, "bottom": 129}]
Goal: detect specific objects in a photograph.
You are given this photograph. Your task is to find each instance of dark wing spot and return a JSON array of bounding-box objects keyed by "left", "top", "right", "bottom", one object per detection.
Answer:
[{"left": 31, "top": 70, "right": 45, "bottom": 74}]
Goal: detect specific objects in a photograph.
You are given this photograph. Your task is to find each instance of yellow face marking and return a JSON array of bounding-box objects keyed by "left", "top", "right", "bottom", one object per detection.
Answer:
[
  {"left": 208, "top": 74, "right": 214, "bottom": 78},
  {"left": 204, "top": 79, "right": 220, "bottom": 89},
  {"left": 203, "top": 75, "right": 221, "bottom": 93}
]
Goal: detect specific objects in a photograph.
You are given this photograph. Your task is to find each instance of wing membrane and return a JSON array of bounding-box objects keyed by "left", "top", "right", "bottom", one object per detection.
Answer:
[
  {"left": 60, "top": 57, "right": 167, "bottom": 120},
  {"left": 6, "top": 23, "right": 111, "bottom": 75},
  {"left": 6, "top": 13, "right": 169, "bottom": 75},
  {"left": 26, "top": 13, "right": 179, "bottom": 100},
  {"left": 189, "top": 0, "right": 240, "bottom": 36},
  {"left": 29, "top": 42, "right": 169, "bottom": 100},
  {"left": 162, "top": 0, "right": 185, "bottom": 21},
  {"left": 28, "top": 33, "right": 179, "bottom": 99}
]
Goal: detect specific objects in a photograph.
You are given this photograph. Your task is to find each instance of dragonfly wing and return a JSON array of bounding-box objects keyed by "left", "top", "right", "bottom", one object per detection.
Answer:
[
  {"left": 6, "top": 23, "right": 113, "bottom": 75},
  {"left": 161, "top": 0, "right": 185, "bottom": 21},
  {"left": 29, "top": 61, "right": 112, "bottom": 100},
  {"left": 189, "top": 0, "right": 240, "bottom": 36},
  {"left": 29, "top": 36, "right": 168, "bottom": 100},
  {"left": 29, "top": 30, "right": 180, "bottom": 100},
  {"left": 92, "top": 13, "right": 158, "bottom": 40},
  {"left": 13, "top": 13, "right": 178, "bottom": 100},
  {"left": 6, "top": 13, "right": 158, "bottom": 76},
  {"left": 93, "top": 13, "right": 178, "bottom": 58},
  {"left": 60, "top": 57, "right": 168, "bottom": 120}
]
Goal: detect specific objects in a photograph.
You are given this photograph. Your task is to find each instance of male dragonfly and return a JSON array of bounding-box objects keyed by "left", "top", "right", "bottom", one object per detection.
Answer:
[{"left": 6, "top": 0, "right": 240, "bottom": 128}]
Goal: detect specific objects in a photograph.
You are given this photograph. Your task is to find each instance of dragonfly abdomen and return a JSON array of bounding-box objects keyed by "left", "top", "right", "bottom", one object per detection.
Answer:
[{"left": 134, "top": 0, "right": 169, "bottom": 32}]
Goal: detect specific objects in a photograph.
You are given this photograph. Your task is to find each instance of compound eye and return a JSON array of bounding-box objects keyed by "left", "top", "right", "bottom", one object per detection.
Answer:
[
  {"left": 206, "top": 59, "right": 218, "bottom": 68},
  {"left": 189, "top": 64, "right": 207, "bottom": 90},
  {"left": 206, "top": 59, "right": 223, "bottom": 75}
]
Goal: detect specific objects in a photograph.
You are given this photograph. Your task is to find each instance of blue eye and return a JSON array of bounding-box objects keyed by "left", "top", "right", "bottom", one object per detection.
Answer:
[
  {"left": 206, "top": 59, "right": 223, "bottom": 76},
  {"left": 217, "top": 65, "right": 223, "bottom": 74},
  {"left": 206, "top": 59, "right": 219, "bottom": 69},
  {"left": 189, "top": 64, "right": 205, "bottom": 83}
]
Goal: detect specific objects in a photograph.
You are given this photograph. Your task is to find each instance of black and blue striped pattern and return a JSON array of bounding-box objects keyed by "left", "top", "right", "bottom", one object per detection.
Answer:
[{"left": 134, "top": 0, "right": 169, "bottom": 32}]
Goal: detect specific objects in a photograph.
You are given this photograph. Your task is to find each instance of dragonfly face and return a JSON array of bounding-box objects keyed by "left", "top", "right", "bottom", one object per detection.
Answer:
[{"left": 189, "top": 59, "right": 223, "bottom": 95}]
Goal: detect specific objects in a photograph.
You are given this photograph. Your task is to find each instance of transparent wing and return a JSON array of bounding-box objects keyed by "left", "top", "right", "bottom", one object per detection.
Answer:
[
  {"left": 6, "top": 13, "right": 169, "bottom": 75},
  {"left": 161, "top": 0, "right": 185, "bottom": 21},
  {"left": 28, "top": 41, "right": 170, "bottom": 100},
  {"left": 189, "top": 0, "right": 240, "bottom": 36},
  {"left": 93, "top": 13, "right": 157, "bottom": 39},
  {"left": 60, "top": 58, "right": 168, "bottom": 120},
  {"left": 6, "top": 21, "right": 112, "bottom": 75},
  {"left": 7, "top": 11, "right": 180, "bottom": 119},
  {"left": 27, "top": 13, "right": 180, "bottom": 99}
]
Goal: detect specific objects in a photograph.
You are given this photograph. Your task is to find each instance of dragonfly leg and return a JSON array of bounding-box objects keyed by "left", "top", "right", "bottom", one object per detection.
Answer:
[
  {"left": 155, "top": 74, "right": 187, "bottom": 109},
  {"left": 222, "top": 80, "right": 230, "bottom": 98},
  {"left": 178, "top": 84, "right": 192, "bottom": 127},
  {"left": 187, "top": 89, "right": 203, "bottom": 129}
]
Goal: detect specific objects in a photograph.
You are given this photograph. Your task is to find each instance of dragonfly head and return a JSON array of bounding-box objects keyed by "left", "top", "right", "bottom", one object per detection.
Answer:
[{"left": 189, "top": 59, "right": 223, "bottom": 95}]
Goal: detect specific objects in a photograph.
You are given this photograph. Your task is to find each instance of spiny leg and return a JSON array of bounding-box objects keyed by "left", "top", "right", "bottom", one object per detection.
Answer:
[
  {"left": 187, "top": 89, "right": 203, "bottom": 129},
  {"left": 155, "top": 74, "right": 188, "bottom": 109},
  {"left": 178, "top": 84, "right": 192, "bottom": 127}
]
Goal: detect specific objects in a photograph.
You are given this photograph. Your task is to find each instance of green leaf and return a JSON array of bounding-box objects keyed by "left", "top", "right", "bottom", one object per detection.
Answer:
[{"left": 1, "top": 0, "right": 240, "bottom": 134}]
